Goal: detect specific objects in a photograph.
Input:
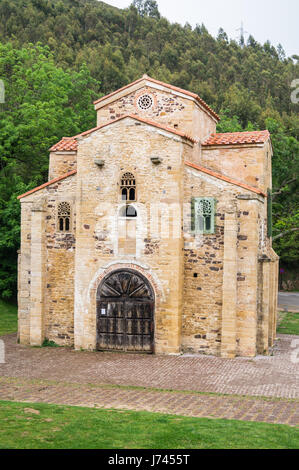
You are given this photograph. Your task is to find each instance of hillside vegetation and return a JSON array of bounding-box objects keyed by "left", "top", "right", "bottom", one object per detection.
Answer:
[{"left": 0, "top": 0, "right": 298, "bottom": 299}]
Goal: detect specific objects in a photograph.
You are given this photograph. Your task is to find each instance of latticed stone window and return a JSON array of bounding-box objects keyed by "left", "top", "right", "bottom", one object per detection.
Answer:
[
  {"left": 57, "top": 202, "right": 71, "bottom": 232},
  {"left": 191, "top": 197, "right": 215, "bottom": 234},
  {"left": 137, "top": 94, "right": 153, "bottom": 110},
  {"left": 121, "top": 172, "right": 136, "bottom": 201}
]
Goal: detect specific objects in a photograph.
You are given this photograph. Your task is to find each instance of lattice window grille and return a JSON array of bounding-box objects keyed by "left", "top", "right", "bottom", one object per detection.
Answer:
[
  {"left": 121, "top": 172, "right": 136, "bottom": 201},
  {"left": 58, "top": 201, "right": 71, "bottom": 232},
  {"left": 192, "top": 197, "right": 215, "bottom": 234}
]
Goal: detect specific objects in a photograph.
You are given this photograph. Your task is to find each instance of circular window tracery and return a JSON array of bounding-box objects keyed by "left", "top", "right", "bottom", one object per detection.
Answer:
[
  {"left": 58, "top": 201, "right": 71, "bottom": 217},
  {"left": 137, "top": 94, "right": 153, "bottom": 110},
  {"left": 197, "top": 199, "right": 212, "bottom": 216}
]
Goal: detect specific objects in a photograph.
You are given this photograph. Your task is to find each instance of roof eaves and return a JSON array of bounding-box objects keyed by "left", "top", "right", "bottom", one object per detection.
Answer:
[
  {"left": 202, "top": 131, "right": 270, "bottom": 147},
  {"left": 93, "top": 75, "right": 220, "bottom": 122},
  {"left": 49, "top": 137, "right": 78, "bottom": 152},
  {"left": 17, "top": 170, "right": 77, "bottom": 200},
  {"left": 185, "top": 161, "right": 267, "bottom": 197},
  {"left": 75, "top": 114, "right": 197, "bottom": 144},
  {"left": 49, "top": 114, "right": 197, "bottom": 151}
]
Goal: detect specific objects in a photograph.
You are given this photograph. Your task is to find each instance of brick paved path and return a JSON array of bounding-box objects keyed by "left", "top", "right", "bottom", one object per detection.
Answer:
[
  {"left": 1, "top": 334, "right": 298, "bottom": 398},
  {"left": 0, "top": 376, "right": 298, "bottom": 426},
  {"left": 0, "top": 333, "right": 298, "bottom": 426}
]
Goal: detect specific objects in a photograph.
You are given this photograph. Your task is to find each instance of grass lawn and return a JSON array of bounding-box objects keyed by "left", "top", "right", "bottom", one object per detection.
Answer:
[
  {"left": 277, "top": 311, "right": 299, "bottom": 335},
  {"left": 0, "top": 300, "right": 17, "bottom": 336},
  {"left": 0, "top": 400, "right": 298, "bottom": 449}
]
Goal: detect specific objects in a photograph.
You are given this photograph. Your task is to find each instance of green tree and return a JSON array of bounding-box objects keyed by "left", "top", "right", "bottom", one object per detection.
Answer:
[
  {"left": 0, "top": 0, "right": 298, "bottom": 293},
  {"left": 0, "top": 42, "right": 101, "bottom": 299},
  {"left": 222, "top": 83, "right": 262, "bottom": 127},
  {"left": 266, "top": 118, "right": 299, "bottom": 265},
  {"left": 131, "top": 0, "right": 160, "bottom": 18}
]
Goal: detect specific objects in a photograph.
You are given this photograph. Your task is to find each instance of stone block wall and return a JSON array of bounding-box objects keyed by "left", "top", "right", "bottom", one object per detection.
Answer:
[
  {"left": 73, "top": 117, "right": 189, "bottom": 354},
  {"left": 95, "top": 84, "right": 217, "bottom": 143},
  {"left": 18, "top": 81, "right": 278, "bottom": 358},
  {"left": 18, "top": 203, "right": 32, "bottom": 345},
  {"left": 49, "top": 151, "right": 77, "bottom": 180},
  {"left": 202, "top": 143, "right": 269, "bottom": 195},
  {"left": 18, "top": 174, "right": 77, "bottom": 346},
  {"left": 183, "top": 165, "right": 245, "bottom": 356},
  {"left": 182, "top": 159, "right": 276, "bottom": 357}
]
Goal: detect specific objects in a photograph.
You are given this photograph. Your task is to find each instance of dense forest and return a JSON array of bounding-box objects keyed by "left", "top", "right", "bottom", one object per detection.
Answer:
[{"left": 0, "top": 0, "right": 298, "bottom": 299}]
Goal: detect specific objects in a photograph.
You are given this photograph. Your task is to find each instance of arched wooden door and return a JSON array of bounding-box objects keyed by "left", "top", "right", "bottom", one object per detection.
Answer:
[{"left": 96, "top": 270, "right": 155, "bottom": 353}]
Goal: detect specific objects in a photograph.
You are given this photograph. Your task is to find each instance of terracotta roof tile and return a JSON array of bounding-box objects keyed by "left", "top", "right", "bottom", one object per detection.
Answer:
[
  {"left": 18, "top": 170, "right": 77, "bottom": 200},
  {"left": 202, "top": 130, "right": 270, "bottom": 146},
  {"left": 50, "top": 137, "right": 78, "bottom": 152},
  {"left": 185, "top": 161, "right": 267, "bottom": 197},
  {"left": 50, "top": 114, "right": 197, "bottom": 151},
  {"left": 93, "top": 75, "right": 220, "bottom": 121}
]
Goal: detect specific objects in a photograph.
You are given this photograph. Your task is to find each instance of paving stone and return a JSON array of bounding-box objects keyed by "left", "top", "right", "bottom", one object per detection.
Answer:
[
  {"left": 0, "top": 376, "right": 297, "bottom": 427},
  {"left": 1, "top": 333, "right": 298, "bottom": 398},
  {"left": 0, "top": 333, "right": 298, "bottom": 426}
]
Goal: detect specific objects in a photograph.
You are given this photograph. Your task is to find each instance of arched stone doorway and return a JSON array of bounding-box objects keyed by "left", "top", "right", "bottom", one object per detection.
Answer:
[{"left": 96, "top": 269, "right": 155, "bottom": 353}]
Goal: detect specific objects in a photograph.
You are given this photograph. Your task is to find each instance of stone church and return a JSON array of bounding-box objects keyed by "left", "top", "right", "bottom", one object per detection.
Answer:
[{"left": 17, "top": 75, "right": 279, "bottom": 358}]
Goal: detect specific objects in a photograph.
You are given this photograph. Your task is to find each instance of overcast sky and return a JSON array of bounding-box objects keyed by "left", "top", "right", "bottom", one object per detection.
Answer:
[{"left": 105, "top": 0, "right": 298, "bottom": 58}]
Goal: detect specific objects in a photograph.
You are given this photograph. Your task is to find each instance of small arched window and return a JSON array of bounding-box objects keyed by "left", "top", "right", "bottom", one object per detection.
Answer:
[
  {"left": 119, "top": 205, "right": 137, "bottom": 218},
  {"left": 120, "top": 172, "right": 136, "bottom": 201},
  {"left": 57, "top": 202, "right": 71, "bottom": 232}
]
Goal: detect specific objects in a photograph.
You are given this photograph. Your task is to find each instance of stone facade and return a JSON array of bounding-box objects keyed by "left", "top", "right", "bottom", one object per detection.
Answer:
[{"left": 18, "top": 75, "right": 279, "bottom": 357}]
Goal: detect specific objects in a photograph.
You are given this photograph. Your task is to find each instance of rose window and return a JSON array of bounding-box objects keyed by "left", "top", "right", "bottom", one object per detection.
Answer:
[{"left": 137, "top": 94, "right": 153, "bottom": 110}]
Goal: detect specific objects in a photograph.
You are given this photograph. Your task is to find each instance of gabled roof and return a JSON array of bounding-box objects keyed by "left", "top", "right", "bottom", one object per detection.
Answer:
[
  {"left": 49, "top": 114, "right": 197, "bottom": 151},
  {"left": 93, "top": 75, "right": 220, "bottom": 122},
  {"left": 185, "top": 161, "right": 267, "bottom": 197},
  {"left": 202, "top": 130, "right": 270, "bottom": 146},
  {"left": 18, "top": 161, "right": 266, "bottom": 200},
  {"left": 18, "top": 170, "right": 77, "bottom": 200}
]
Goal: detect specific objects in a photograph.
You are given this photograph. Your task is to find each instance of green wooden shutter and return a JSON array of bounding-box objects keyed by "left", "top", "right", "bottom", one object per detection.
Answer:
[{"left": 267, "top": 189, "right": 272, "bottom": 238}]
